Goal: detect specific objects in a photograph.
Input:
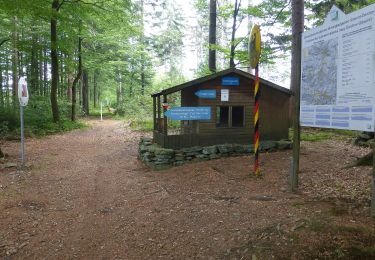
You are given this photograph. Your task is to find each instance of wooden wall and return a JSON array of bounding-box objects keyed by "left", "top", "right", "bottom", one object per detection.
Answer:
[{"left": 179, "top": 72, "right": 290, "bottom": 145}]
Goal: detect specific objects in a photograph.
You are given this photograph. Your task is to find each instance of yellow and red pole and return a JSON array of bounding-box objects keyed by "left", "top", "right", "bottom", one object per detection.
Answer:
[
  {"left": 249, "top": 24, "right": 261, "bottom": 176},
  {"left": 253, "top": 64, "right": 260, "bottom": 176}
]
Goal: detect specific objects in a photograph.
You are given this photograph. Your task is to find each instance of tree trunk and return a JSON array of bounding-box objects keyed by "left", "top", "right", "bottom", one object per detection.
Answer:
[
  {"left": 290, "top": 0, "right": 304, "bottom": 124},
  {"left": 93, "top": 69, "right": 98, "bottom": 108},
  {"left": 0, "top": 54, "right": 3, "bottom": 109},
  {"left": 5, "top": 53, "right": 10, "bottom": 108},
  {"left": 208, "top": 0, "right": 217, "bottom": 72},
  {"left": 82, "top": 69, "right": 89, "bottom": 116},
  {"left": 31, "top": 32, "right": 38, "bottom": 95},
  {"left": 43, "top": 48, "right": 48, "bottom": 96},
  {"left": 71, "top": 37, "right": 82, "bottom": 122},
  {"left": 229, "top": 0, "right": 240, "bottom": 68},
  {"left": 11, "top": 16, "right": 18, "bottom": 107},
  {"left": 0, "top": 147, "right": 4, "bottom": 158},
  {"left": 51, "top": 0, "right": 60, "bottom": 122},
  {"left": 67, "top": 70, "right": 73, "bottom": 102},
  {"left": 39, "top": 38, "right": 43, "bottom": 95},
  {"left": 247, "top": 0, "right": 252, "bottom": 73}
]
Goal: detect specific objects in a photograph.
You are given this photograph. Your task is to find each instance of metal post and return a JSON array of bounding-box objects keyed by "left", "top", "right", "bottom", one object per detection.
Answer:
[
  {"left": 20, "top": 105, "right": 25, "bottom": 167},
  {"left": 100, "top": 102, "right": 103, "bottom": 121},
  {"left": 290, "top": 33, "right": 302, "bottom": 192}
]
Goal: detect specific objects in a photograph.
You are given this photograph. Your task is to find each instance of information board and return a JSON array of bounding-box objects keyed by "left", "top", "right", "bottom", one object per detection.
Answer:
[
  {"left": 222, "top": 77, "right": 239, "bottom": 86},
  {"left": 195, "top": 90, "right": 216, "bottom": 99},
  {"left": 300, "top": 4, "right": 375, "bottom": 131},
  {"left": 164, "top": 107, "right": 211, "bottom": 120}
]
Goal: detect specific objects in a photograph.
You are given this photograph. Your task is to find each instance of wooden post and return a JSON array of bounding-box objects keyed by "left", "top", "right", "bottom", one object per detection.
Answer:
[
  {"left": 290, "top": 33, "right": 302, "bottom": 192},
  {"left": 372, "top": 134, "right": 375, "bottom": 217},
  {"left": 157, "top": 95, "right": 161, "bottom": 131},
  {"left": 163, "top": 95, "right": 168, "bottom": 136},
  {"left": 153, "top": 96, "right": 156, "bottom": 131},
  {"left": 253, "top": 65, "right": 260, "bottom": 176}
]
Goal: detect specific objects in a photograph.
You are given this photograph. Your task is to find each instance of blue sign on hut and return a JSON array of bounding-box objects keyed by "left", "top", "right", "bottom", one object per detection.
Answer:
[{"left": 151, "top": 68, "right": 292, "bottom": 149}]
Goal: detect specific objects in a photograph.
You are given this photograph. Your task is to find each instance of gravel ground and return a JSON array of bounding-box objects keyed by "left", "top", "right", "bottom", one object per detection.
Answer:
[{"left": 0, "top": 119, "right": 374, "bottom": 259}]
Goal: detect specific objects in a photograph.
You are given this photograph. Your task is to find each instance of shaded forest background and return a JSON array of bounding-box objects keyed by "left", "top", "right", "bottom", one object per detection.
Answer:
[{"left": 0, "top": 0, "right": 373, "bottom": 143}]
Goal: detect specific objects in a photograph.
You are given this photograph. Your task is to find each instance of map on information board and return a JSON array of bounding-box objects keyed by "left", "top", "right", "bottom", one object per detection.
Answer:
[{"left": 300, "top": 4, "right": 375, "bottom": 131}]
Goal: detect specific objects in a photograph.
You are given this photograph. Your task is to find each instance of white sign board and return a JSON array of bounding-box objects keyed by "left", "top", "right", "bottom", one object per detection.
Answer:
[
  {"left": 221, "top": 89, "right": 229, "bottom": 101},
  {"left": 300, "top": 4, "right": 375, "bottom": 131},
  {"left": 18, "top": 77, "right": 29, "bottom": 107}
]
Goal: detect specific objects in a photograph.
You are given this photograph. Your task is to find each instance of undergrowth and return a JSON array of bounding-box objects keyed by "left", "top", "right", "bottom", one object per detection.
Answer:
[
  {"left": 0, "top": 96, "right": 86, "bottom": 139},
  {"left": 290, "top": 127, "right": 358, "bottom": 142}
]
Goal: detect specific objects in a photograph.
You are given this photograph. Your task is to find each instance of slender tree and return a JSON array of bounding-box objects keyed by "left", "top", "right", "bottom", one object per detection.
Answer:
[
  {"left": 51, "top": 0, "right": 60, "bottom": 122},
  {"left": 71, "top": 37, "right": 82, "bottom": 122},
  {"left": 229, "top": 0, "right": 241, "bottom": 68},
  {"left": 208, "top": 0, "right": 217, "bottom": 72},
  {"left": 290, "top": 0, "right": 304, "bottom": 118}
]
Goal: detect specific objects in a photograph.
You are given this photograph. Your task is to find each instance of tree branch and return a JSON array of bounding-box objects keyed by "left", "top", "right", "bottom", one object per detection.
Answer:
[
  {"left": 61, "top": 0, "right": 109, "bottom": 11},
  {"left": 266, "top": 0, "right": 291, "bottom": 27},
  {"left": 0, "top": 38, "right": 10, "bottom": 47}
]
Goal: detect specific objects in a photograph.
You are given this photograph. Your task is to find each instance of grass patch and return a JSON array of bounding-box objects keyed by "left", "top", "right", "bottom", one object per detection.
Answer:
[
  {"left": 129, "top": 119, "right": 153, "bottom": 131},
  {"left": 290, "top": 127, "right": 358, "bottom": 142}
]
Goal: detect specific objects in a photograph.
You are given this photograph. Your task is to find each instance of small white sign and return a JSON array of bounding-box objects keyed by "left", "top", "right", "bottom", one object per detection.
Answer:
[
  {"left": 221, "top": 89, "right": 229, "bottom": 101},
  {"left": 18, "top": 77, "right": 29, "bottom": 107}
]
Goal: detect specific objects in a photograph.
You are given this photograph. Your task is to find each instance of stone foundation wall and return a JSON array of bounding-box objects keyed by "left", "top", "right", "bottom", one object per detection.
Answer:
[{"left": 138, "top": 137, "right": 292, "bottom": 170}]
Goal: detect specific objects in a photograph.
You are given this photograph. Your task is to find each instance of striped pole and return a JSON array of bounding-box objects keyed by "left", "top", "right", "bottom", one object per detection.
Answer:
[{"left": 254, "top": 64, "right": 260, "bottom": 176}]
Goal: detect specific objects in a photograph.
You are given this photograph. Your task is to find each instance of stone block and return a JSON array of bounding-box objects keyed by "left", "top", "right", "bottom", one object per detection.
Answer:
[
  {"left": 259, "top": 141, "right": 276, "bottom": 151},
  {"left": 233, "top": 144, "right": 245, "bottom": 153},
  {"left": 243, "top": 144, "right": 254, "bottom": 153},
  {"left": 276, "top": 140, "right": 292, "bottom": 150},
  {"left": 153, "top": 148, "right": 175, "bottom": 156},
  {"left": 202, "top": 145, "right": 217, "bottom": 155}
]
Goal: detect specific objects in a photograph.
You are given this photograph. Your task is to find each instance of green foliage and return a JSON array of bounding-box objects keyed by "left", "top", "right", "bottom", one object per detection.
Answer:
[
  {"left": 289, "top": 127, "right": 358, "bottom": 142},
  {"left": 306, "top": 0, "right": 375, "bottom": 26},
  {"left": 0, "top": 96, "right": 85, "bottom": 139}
]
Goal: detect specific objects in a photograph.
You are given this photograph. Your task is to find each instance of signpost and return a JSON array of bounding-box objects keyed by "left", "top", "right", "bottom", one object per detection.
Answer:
[
  {"left": 18, "top": 77, "right": 29, "bottom": 167},
  {"left": 300, "top": 4, "right": 375, "bottom": 132},
  {"left": 165, "top": 107, "right": 211, "bottom": 120},
  {"left": 295, "top": 4, "right": 375, "bottom": 217},
  {"left": 249, "top": 24, "right": 261, "bottom": 176},
  {"left": 195, "top": 90, "right": 216, "bottom": 99}
]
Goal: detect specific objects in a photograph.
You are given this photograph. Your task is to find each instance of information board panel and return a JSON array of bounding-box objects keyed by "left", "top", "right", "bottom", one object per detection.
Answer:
[
  {"left": 164, "top": 107, "right": 211, "bottom": 120},
  {"left": 300, "top": 4, "right": 375, "bottom": 131}
]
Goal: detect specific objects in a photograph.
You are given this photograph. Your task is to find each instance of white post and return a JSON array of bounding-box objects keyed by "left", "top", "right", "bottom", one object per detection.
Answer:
[{"left": 100, "top": 102, "right": 103, "bottom": 121}]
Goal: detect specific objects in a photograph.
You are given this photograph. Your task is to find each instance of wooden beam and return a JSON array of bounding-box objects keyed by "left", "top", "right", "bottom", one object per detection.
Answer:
[
  {"left": 153, "top": 96, "right": 156, "bottom": 131},
  {"left": 163, "top": 95, "right": 168, "bottom": 136}
]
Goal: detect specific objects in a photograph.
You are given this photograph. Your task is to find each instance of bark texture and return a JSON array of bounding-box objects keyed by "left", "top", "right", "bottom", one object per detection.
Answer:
[
  {"left": 290, "top": 0, "right": 304, "bottom": 123},
  {"left": 51, "top": 0, "right": 60, "bottom": 122},
  {"left": 208, "top": 0, "right": 217, "bottom": 72}
]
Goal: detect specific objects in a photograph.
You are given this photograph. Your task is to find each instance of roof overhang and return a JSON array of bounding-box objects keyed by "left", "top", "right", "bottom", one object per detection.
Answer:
[{"left": 151, "top": 68, "right": 293, "bottom": 97}]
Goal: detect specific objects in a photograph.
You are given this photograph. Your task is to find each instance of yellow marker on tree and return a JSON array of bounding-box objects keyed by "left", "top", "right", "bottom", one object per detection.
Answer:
[{"left": 249, "top": 24, "right": 261, "bottom": 176}]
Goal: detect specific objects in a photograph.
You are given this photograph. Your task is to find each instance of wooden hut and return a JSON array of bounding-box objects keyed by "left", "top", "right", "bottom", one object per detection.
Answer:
[{"left": 151, "top": 68, "right": 292, "bottom": 149}]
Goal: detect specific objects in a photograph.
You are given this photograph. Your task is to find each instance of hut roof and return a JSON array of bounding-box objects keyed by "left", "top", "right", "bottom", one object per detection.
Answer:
[{"left": 151, "top": 68, "right": 292, "bottom": 97}]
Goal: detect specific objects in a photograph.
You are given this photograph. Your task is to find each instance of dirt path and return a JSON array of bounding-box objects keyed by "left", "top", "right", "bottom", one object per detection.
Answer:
[{"left": 1, "top": 119, "right": 375, "bottom": 259}]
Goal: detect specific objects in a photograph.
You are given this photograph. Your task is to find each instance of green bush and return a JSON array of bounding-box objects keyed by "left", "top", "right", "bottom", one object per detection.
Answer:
[{"left": 0, "top": 96, "right": 85, "bottom": 139}]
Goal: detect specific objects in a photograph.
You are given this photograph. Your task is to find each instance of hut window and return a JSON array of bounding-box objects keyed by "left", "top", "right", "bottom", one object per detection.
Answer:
[
  {"left": 216, "top": 106, "right": 229, "bottom": 127},
  {"left": 232, "top": 106, "right": 244, "bottom": 127}
]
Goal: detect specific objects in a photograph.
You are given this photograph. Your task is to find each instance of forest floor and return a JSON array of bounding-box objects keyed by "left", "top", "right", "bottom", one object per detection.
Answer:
[{"left": 1, "top": 119, "right": 375, "bottom": 259}]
